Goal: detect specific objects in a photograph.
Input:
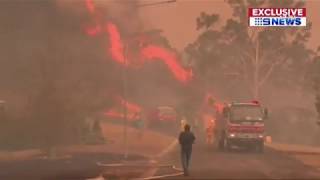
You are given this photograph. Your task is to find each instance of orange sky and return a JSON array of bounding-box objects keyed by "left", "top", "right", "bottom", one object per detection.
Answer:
[{"left": 139, "top": 0, "right": 320, "bottom": 51}]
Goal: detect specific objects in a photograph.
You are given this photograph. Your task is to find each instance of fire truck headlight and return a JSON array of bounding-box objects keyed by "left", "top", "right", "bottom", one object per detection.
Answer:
[{"left": 258, "top": 134, "right": 264, "bottom": 138}]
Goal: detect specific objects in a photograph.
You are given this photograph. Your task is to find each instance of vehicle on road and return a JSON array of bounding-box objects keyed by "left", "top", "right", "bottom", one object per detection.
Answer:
[
  {"left": 216, "top": 101, "right": 268, "bottom": 152},
  {"left": 148, "top": 106, "right": 178, "bottom": 129}
]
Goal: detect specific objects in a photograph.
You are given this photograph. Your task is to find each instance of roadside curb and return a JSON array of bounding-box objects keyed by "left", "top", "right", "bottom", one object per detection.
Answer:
[
  {"left": 266, "top": 143, "right": 320, "bottom": 155},
  {"left": 135, "top": 172, "right": 183, "bottom": 180}
]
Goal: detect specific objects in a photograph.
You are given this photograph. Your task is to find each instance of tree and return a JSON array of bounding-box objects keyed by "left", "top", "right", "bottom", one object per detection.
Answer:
[
  {"left": 186, "top": 0, "right": 315, "bottom": 99},
  {"left": 316, "top": 95, "right": 320, "bottom": 122},
  {"left": 311, "top": 56, "right": 320, "bottom": 122},
  {"left": 196, "top": 12, "right": 219, "bottom": 31}
]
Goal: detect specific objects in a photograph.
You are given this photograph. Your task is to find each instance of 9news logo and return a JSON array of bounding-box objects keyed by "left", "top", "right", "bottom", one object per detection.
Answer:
[{"left": 248, "top": 8, "right": 306, "bottom": 27}]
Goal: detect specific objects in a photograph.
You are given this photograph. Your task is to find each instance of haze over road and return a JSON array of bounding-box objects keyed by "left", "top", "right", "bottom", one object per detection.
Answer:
[{"left": 157, "top": 143, "right": 320, "bottom": 179}]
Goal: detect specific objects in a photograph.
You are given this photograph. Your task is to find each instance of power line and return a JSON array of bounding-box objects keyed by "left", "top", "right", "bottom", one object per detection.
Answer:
[{"left": 137, "top": 0, "right": 177, "bottom": 7}]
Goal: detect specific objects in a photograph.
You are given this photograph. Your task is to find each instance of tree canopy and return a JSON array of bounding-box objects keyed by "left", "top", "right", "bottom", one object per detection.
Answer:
[{"left": 185, "top": 0, "right": 315, "bottom": 100}]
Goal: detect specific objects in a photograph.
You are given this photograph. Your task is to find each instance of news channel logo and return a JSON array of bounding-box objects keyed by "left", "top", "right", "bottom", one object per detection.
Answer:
[{"left": 248, "top": 8, "right": 306, "bottom": 27}]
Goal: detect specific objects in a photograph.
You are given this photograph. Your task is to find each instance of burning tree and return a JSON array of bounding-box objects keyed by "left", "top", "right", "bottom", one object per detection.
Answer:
[
  {"left": 185, "top": 0, "right": 314, "bottom": 100},
  {"left": 84, "top": 0, "right": 193, "bottom": 119}
]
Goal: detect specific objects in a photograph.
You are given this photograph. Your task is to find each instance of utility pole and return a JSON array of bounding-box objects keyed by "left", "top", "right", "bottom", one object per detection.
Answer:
[
  {"left": 123, "top": 42, "right": 129, "bottom": 159},
  {"left": 137, "top": 0, "right": 177, "bottom": 7},
  {"left": 121, "top": 0, "right": 177, "bottom": 160}
]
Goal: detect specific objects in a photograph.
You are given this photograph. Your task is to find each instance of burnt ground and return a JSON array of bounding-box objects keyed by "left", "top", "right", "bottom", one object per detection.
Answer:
[
  {"left": 0, "top": 152, "right": 146, "bottom": 180},
  {"left": 156, "top": 142, "right": 320, "bottom": 179}
]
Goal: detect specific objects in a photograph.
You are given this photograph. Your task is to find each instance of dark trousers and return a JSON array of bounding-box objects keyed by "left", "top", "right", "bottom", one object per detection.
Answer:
[{"left": 180, "top": 148, "right": 192, "bottom": 173}]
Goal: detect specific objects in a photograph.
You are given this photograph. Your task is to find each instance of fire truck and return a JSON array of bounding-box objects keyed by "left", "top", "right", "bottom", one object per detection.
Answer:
[{"left": 216, "top": 101, "right": 268, "bottom": 152}]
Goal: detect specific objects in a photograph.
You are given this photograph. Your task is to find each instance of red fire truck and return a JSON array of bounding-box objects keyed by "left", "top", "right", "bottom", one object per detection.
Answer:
[{"left": 216, "top": 101, "right": 268, "bottom": 152}]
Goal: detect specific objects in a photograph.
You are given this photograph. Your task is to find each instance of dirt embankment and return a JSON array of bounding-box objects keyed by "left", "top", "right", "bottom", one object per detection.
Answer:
[
  {"left": 0, "top": 122, "right": 175, "bottom": 161},
  {"left": 0, "top": 122, "right": 176, "bottom": 179}
]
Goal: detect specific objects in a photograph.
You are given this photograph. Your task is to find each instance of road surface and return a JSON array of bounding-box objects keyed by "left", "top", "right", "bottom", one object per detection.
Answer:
[
  {"left": 155, "top": 143, "right": 320, "bottom": 179},
  {"left": 0, "top": 152, "right": 146, "bottom": 179}
]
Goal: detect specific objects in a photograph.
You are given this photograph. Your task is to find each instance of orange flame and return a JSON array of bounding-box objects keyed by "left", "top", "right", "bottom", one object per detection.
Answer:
[
  {"left": 104, "top": 96, "right": 142, "bottom": 122},
  {"left": 141, "top": 45, "right": 193, "bottom": 83},
  {"left": 85, "top": 0, "right": 95, "bottom": 14},
  {"left": 106, "top": 23, "right": 127, "bottom": 65},
  {"left": 214, "top": 102, "right": 225, "bottom": 114},
  {"left": 83, "top": 0, "right": 192, "bottom": 83},
  {"left": 85, "top": 25, "right": 101, "bottom": 36},
  {"left": 118, "top": 96, "right": 142, "bottom": 113}
]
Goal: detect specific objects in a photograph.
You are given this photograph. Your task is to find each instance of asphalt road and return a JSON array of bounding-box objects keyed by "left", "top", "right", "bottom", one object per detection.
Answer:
[
  {"left": 156, "top": 143, "right": 320, "bottom": 179},
  {"left": 0, "top": 152, "right": 146, "bottom": 180}
]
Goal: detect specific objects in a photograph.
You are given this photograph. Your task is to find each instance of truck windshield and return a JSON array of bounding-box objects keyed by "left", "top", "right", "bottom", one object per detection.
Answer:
[{"left": 230, "top": 106, "right": 263, "bottom": 121}]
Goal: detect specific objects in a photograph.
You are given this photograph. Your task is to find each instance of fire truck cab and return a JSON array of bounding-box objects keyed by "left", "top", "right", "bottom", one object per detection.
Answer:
[{"left": 216, "top": 101, "right": 268, "bottom": 152}]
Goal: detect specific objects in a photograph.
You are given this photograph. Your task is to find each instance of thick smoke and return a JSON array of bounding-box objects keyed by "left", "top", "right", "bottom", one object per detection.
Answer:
[
  {"left": 0, "top": 0, "right": 120, "bottom": 149},
  {"left": 80, "top": 0, "right": 192, "bottom": 112},
  {"left": 0, "top": 0, "right": 191, "bottom": 149}
]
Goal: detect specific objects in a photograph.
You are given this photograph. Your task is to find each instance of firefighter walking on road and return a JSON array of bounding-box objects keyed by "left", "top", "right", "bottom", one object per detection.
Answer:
[
  {"left": 180, "top": 117, "right": 187, "bottom": 132},
  {"left": 179, "top": 124, "right": 195, "bottom": 176}
]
